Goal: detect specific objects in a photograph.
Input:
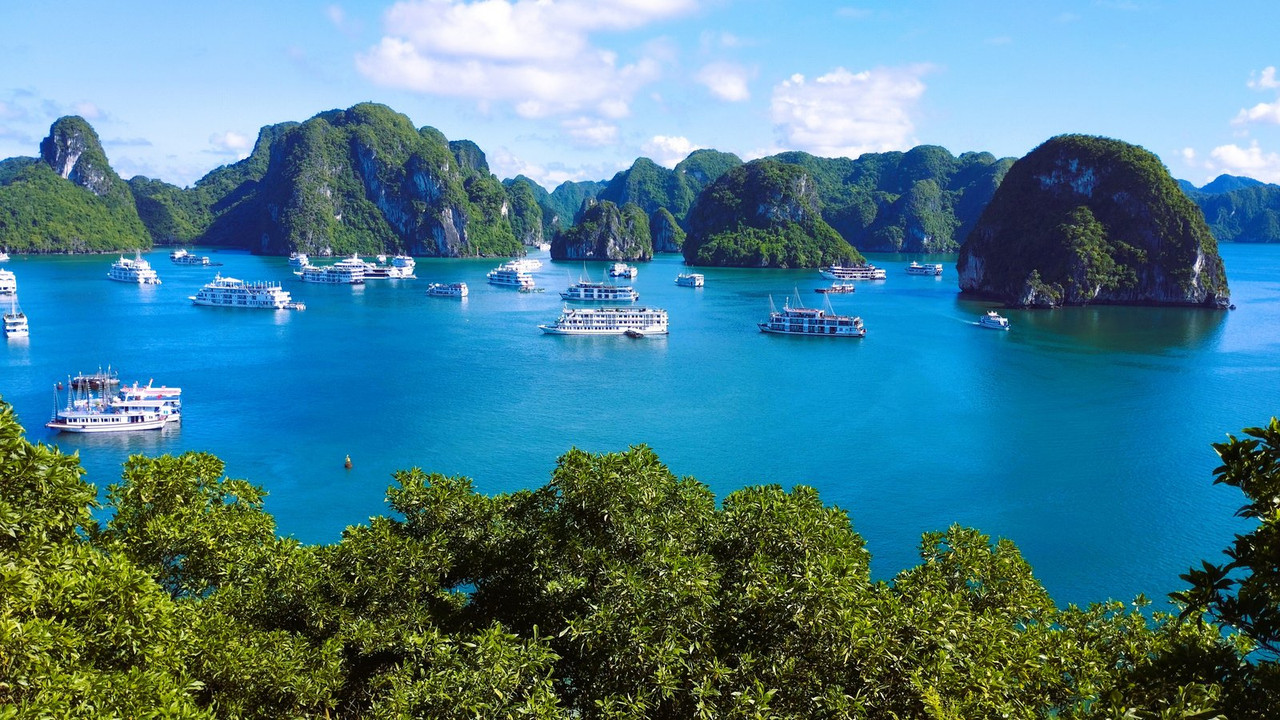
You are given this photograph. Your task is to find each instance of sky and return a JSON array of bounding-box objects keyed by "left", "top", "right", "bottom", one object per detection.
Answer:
[{"left": 2, "top": 1, "right": 1279, "bottom": 190}]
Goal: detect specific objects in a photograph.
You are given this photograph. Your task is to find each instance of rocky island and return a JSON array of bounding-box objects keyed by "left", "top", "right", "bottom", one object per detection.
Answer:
[{"left": 957, "top": 134, "right": 1230, "bottom": 308}]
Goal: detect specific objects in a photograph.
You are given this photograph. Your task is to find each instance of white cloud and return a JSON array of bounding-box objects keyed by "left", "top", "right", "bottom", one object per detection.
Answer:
[
  {"left": 72, "top": 101, "right": 102, "bottom": 119},
  {"left": 1248, "top": 66, "right": 1279, "bottom": 90},
  {"left": 561, "top": 117, "right": 618, "bottom": 147},
  {"left": 643, "top": 135, "right": 702, "bottom": 167},
  {"left": 696, "top": 62, "right": 752, "bottom": 102},
  {"left": 769, "top": 65, "right": 930, "bottom": 158},
  {"left": 208, "top": 131, "right": 252, "bottom": 157},
  {"left": 1181, "top": 147, "right": 1196, "bottom": 162},
  {"left": 1233, "top": 101, "right": 1280, "bottom": 126},
  {"left": 1204, "top": 141, "right": 1280, "bottom": 183},
  {"left": 356, "top": 0, "right": 695, "bottom": 118}
]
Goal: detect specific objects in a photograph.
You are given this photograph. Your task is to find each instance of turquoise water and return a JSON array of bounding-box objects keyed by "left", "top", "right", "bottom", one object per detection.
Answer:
[{"left": 1, "top": 246, "right": 1274, "bottom": 607}]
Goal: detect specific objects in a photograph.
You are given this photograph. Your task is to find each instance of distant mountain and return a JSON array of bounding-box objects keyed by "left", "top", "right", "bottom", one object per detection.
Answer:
[
  {"left": 1185, "top": 174, "right": 1266, "bottom": 195},
  {"left": 958, "top": 134, "right": 1229, "bottom": 308},
  {"left": 768, "top": 147, "right": 1013, "bottom": 253},
  {"left": 0, "top": 116, "right": 150, "bottom": 252},
  {"left": 596, "top": 150, "right": 742, "bottom": 227},
  {"left": 683, "top": 158, "right": 861, "bottom": 268},
  {"left": 1178, "top": 175, "right": 1280, "bottom": 243}
]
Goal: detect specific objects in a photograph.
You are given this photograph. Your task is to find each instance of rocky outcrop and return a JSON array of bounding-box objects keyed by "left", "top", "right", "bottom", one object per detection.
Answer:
[
  {"left": 957, "top": 134, "right": 1229, "bottom": 308},
  {"left": 551, "top": 200, "right": 652, "bottom": 261},
  {"left": 649, "top": 207, "right": 685, "bottom": 252},
  {"left": 39, "top": 116, "right": 118, "bottom": 197},
  {"left": 200, "top": 103, "right": 520, "bottom": 257},
  {"left": 0, "top": 116, "right": 149, "bottom": 253},
  {"left": 682, "top": 159, "right": 860, "bottom": 268}
]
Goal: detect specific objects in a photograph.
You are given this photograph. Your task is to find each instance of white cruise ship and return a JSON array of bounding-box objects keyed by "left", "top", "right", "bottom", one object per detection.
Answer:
[
  {"left": 288, "top": 252, "right": 311, "bottom": 269},
  {"left": 506, "top": 257, "right": 541, "bottom": 272},
  {"left": 110, "top": 382, "right": 182, "bottom": 424},
  {"left": 758, "top": 297, "right": 865, "bottom": 337},
  {"left": 363, "top": 254, "right": 416, "bottom": 279},
  {"left": 0, "top": 268, "right": 15, "bottom": 297},
  {"left": 608, "top": 262, "right": 638, "bottom": 279},
  {"left": 46, "top": 380, "right": 179, "bottom": 433},
  {"left": 539, "top": 306, "right": 668, "bottom": 335},
  {"left": 190, "top": 274, "right": 305, "bottom": 310},
  {"left": 487, "top": 263, "right": 535, "bottom": 289},
  {"left": 0, "top": 250, "right": 8, "bottom": 262},
  {"left": 819, "top": 264, "right": 886, "bottom": 281},
  {"left": 675, "top": 273, "right": 704, "bottom": 287},
  {"left": 905, "top": 261, "right": 943, "bottom": 276},
  {"left": 169, "top": 248, "right": 214, "bottom": 266},
  {"left": 4, "top": 299, "right": 28, "bottom": 338},
  {"left": 977, "top": 310, "right": 1010, "bottom": 330},
  {"left": 426, "top": 282, "right": 468, "bottom": 298},
  {"left": 560, "top": 280, "right": 638, "bottom": 302},
  {"left": 297, "top": 262, "right": 365, "bottom": 284},
  {"left": 108, "top": 253, "right": 161, "bottom": 284}
]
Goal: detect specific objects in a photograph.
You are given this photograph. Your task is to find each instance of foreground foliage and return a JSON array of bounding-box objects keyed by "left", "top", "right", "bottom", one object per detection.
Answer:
[{"left": 0, "top": 400, "right": 1270, "bottom": 717}]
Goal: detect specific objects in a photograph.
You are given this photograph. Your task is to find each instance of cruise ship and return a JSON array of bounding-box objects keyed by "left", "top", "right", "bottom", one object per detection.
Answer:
[
  {"left": 758, "top": 297, "right": 866, "bottom": 337},
  {"left": 169, "top": 248, "right": 216, "bottom": 266},
  {"left": 363, "top": 254, "right": 416, "bottom": 279},
  {"left": 111, "top": 381, "right": 182, "bottom": 424},
  {"left": 0, "top": 250, "right": 8, "bottom": 262},
  {"left": 905, "top": 261, "right": 944, "bottom": 276},
  {"left": 4, "top": 300, "right": 28, "bottom": 338},
  {"left": 288, "top": 252, "right": 311, "bottom": 269},
  {"left": 108, "top": 253, "right": 161, "bottom": 284},
  {"left": 190, "top": 274, "right": 306, "bottom": 309},
  {"left": 608, "top": 262, "right": 638, "bottom": 279},
  {"left": 0, "top": 268, "right": 15, "bottom": 297},
  {"left": 46, "top": 380, "right": 179, "bottom": 433},
  {"left": 977, "top": 311, "right": 1010, "bottom": 330},
  {"left": 539, "top": 306, "right": 669, "bottom": 335},
  {"left": 560, "top": 280, "right": 638, "bottom": 302},
  {"left": 675, "top": 273, "right": 704, "bottom": 287},
  {"left": 297, "top": 262, "right": 365, "bottom": 284},
  {"left": 819, "top": 264, "right": 886, "bottom": 281},
  {"left": 487, "top": 263, "right": 535, "bottom": 289},
  {"left": 426, "top": 282, "right": 468, "bottom": 298},
  {"left": 506, "top": 258, "right": 542, "bottom": 272},
  {"left": 814, "top": 282, "right": 856, "bottom": 294}
]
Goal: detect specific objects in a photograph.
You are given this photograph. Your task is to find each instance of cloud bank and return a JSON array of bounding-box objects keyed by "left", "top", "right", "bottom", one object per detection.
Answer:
[{"left": 769, "top": 65, "right": 930, "bottom": 159}]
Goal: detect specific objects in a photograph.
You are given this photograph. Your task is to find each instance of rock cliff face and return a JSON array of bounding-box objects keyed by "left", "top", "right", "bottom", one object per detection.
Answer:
[
  {"left": 39, "top": 116, "right": 118, "bottom": 197},
  {"left": 201, "top": 104, "right": 520, "bottom": 257},
  {"left": 957, "top": 134, "right": 1229, "bottom": 308},
  {"left": 551, "top": 200, "right": 652, "bottom": 261},
  {"left": 682, "top": 159, "right": 860, "bottom": 268},
  {"left": 649, "top": 207, "right": 685, "bottom": 252}
]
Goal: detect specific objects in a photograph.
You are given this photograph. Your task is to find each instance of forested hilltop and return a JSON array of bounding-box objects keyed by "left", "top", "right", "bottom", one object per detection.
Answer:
[
  {"left": 4, "top": 105, "right": 1278, "bottom": 262},
  {"left": 2, "top": 398, "right": 1279, "bottom": 717},
  {"left": 958, "top": 135, "right": 1230, "bottom": 308},
  {"left": 1180, "top": 174, "right": 1280, "bottom": 243}
]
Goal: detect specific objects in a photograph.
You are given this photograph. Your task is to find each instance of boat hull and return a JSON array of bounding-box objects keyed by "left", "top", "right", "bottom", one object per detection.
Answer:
[
  {"left": 46, "top": 416, "right": 169, "bottom": 432},
  {"left": 539, "top": 325, "right": 668, "bottom": 336},
  {"left": 758, "top": 324, "right": 866, "bottom": 338}
]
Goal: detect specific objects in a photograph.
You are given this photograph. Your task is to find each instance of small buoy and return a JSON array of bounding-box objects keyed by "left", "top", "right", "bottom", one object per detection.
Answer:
[{"left": 344, "top": 454, "right": 352, "bottom": 469}]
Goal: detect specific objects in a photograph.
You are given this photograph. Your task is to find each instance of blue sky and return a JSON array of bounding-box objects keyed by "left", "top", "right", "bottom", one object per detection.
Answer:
[{"left": 2, "top": 1, "right": 1278, "bottom": 190}]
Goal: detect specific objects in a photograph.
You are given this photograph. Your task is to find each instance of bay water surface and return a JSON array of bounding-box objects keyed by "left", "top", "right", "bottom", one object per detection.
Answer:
[{"left": 2, "top": 245, "right": 1275, "bottom": 608}]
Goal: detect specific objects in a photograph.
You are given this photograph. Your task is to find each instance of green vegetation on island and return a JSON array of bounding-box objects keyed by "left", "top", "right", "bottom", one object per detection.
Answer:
[
  {"left": 0, "top": 117, "right": 150, "bottom": 252},
  {"left": 2, "top": 398, "right": 1279, "bottom": 717},
  {"left": 596, "top": 150, "right": 743, "bottom": 226},
  {"left": 770, "top": 146, "right": 1013, "bottom": 253},
  {"left": 1182, "top": 175, "right": 1280, "bottom": 243},
  {"left": 683, "top": 159, "right": 862, "bottom": 268},
  {"left": 958, "top": 134, "right": 1230, "bottom": 308},
  {"left": 550, "top": 199, "right": 652, "bottom": 261}
]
